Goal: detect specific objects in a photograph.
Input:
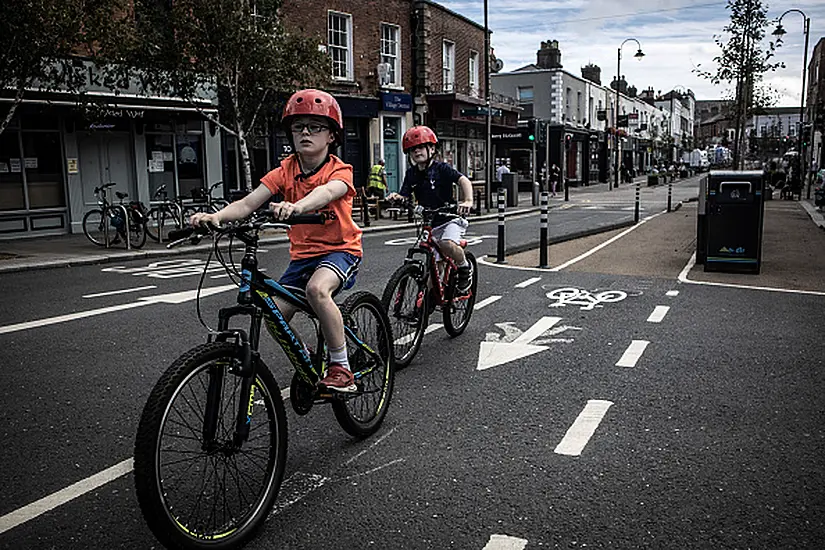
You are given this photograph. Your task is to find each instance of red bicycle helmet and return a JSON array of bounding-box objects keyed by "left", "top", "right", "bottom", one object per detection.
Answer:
[
  {"left": 282, "top": 89, "right": 343, "bottom": 140},
  {"left": 402, "top": 126, "right": 438, "bottom": 153}
]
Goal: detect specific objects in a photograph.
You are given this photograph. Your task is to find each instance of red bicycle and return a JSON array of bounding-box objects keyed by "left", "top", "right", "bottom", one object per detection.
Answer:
[{"left": 381, "top": 205, "right": 479, "bottom": 367}]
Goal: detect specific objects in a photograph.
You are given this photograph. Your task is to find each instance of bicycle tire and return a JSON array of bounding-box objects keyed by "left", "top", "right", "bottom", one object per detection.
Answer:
[
  {"left": 127, "top": 213, "right": 147, "bottom": 249},
  {"left": 146, "top": 205, "right": 183, "bottom": 242},
  {"left": 134, "top": 342, "right": 287, "bottom": 550},
  {"left": 332, "top": 291, "right": 394, "bottom": 438},
  {"left": 443, "top": 251, "right": 478, "bottom": 337},
  {"left": 380, "top": 263, "right": 428, "bottom": 368},
  {"left": 82, "top": 209, "right": 111, "bottom": 247}
]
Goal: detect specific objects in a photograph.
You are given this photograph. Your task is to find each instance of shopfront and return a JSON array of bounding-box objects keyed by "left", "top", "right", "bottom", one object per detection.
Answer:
[{"left": 379, "top": 92, "right": 412, "bottom": 193}]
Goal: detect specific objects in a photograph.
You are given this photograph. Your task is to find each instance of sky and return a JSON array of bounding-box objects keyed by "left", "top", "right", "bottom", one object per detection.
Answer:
[{"left": 437, "top": 0, "right": 825, "bottom": 107}]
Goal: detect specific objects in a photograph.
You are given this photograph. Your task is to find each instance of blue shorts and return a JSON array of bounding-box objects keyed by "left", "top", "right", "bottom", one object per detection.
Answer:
[{"left": 278, "top": 251, "right": 361, "bottom": 296}]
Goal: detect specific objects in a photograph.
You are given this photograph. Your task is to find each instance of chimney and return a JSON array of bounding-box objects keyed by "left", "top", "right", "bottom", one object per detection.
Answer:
[
  {"left": 627, "top": 85, "right": 637, "bottom": 98},
  {"left": 536, "top": 40, "right": 562, "bottom": 69},
  {"left": 610, "top": 75, "right": 628, "bottom": 94},
  {"left": 581, "top": 63, "right": 601, "bottom": 85}
]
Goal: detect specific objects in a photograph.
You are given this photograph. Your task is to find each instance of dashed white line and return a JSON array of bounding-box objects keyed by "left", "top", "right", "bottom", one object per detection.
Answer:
[
  {"left": 666, "top": 290, "right": 679, "bottom": 297},
  {"left": 647, "top": 305, "right": 670, "bottom": 323},
  {"left": 616, "top": 340, "right": 650, "bottom": 368},
  {"left": 554, "top": 400, "right": 614, "bottom": 456},
  {"left": 483, "top": 534, "right": 529, "bottom": 550},
  {"left": 474, "top": 295, "right": 502, "bottom": 311},
  {"left": 0, "top": 458, "right": 134, "bottom": 535},
  {"left": 82, "top": 285, "right": 157, "bottom": 298},
  {"left": 514, "top": 277, "right": 542, "bottom": 288},
  {"left": 394, "top": 323, "right": 443, "bottom": 345}
]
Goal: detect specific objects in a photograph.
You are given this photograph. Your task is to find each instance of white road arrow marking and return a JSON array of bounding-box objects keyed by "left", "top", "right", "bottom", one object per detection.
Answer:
[
  {"left": 477, "top": 316, "right": 562, "bottom": 371},
  {"left": 0, "top": 285, "right": 236, "bottom": 335}
]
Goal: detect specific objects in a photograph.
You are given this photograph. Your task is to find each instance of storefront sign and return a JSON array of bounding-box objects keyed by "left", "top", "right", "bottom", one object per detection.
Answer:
[
  {"left": 491, "top": 129, "right": 529, "bottom": 142},
  {"left": 381, "top": 92, "right": 412, "bottom": 112},
  {"left": 67, "top": 158, "right": 78, "bottom": 174}
]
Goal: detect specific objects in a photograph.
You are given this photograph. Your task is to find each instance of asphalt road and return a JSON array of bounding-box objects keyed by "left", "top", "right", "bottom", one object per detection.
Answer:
[{"left": 1, "top": 185, "right": 823, "bottom": 549}]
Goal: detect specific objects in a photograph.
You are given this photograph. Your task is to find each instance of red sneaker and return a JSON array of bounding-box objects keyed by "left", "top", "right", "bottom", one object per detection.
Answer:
[{"left": 318, "top": 364, "right": 357, "bottom": 393}]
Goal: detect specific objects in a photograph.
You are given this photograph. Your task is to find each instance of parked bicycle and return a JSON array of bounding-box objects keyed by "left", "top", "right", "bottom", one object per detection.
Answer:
[
  {"left": 144, "top": 184, "right": 185, "bottom": 242},
  {"left": 82, "top": 182, "right": 147, "bottom": 248},
  {"left": 381, "top": 204, "right": 479, "bottom": 367},
  {"left": 181, "top": 181, "right": 230, "bottom": 218},
  {"left": 134, "top": 211, "right": 394, "bottom": 550}
]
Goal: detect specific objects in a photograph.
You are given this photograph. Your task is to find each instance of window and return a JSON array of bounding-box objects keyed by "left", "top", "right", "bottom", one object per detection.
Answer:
[
  {"left": 328, "top": 12, "right": 353, "bottom": 80},
  {"left": 468, "top": 51, "right": 479, "bottom": 96},
  {"left": 442, "top": 40, "right": 455, "bottom": 92},
  {"left": 517, "top": 86, "right": 533, "bottom": 102},
  {"left": 379, "top": 24, "right": 400, "bottom": 87}
]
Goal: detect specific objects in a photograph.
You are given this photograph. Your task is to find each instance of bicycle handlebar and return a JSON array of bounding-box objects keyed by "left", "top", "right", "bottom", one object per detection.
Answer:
[
  {"left": 166, "top": 212, "right": 327, "bottom": 248},
  {"left": 93, "top": 182, "right": 117, "bottom": 193}
]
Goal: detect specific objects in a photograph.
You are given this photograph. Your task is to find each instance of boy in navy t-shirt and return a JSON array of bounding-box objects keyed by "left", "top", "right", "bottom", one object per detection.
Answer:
[{"left": 386, "top": 126, "right": 474, "bottom": 293}]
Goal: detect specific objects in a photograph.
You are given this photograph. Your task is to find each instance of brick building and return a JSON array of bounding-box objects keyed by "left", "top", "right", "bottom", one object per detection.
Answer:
[{"left": 806, "top": 37, "right": 825, "bottom": 172}]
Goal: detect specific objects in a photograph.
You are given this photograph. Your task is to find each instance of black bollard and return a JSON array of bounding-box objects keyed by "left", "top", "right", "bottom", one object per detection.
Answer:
[
  {"left": 539, "top": 192, "right": 549, "bottom": 268},
  {"left": 496, "top": 188, "right": 507, "bottom": 264},
  {"left": 667, "top": 180, "right": 672, "bottom": 213},
  {"left": 634, "top": 181, "right": 640, "bottom": 223},
  {"left": 564, "top": 176, "right": 569, "bottom": 201},
  {"left": 475, "top": 189, "right": 482, "bottom": 216}
]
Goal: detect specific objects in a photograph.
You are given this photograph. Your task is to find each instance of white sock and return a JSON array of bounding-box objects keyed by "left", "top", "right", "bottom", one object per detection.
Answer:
[{"left": 329, "top": 345, "right": 350, "bottom": 370}]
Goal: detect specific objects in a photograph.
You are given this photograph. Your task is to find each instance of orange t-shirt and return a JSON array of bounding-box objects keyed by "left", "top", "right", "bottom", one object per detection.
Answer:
[{"left": 260, "top": 154, "right": 362, "bottom": 260}]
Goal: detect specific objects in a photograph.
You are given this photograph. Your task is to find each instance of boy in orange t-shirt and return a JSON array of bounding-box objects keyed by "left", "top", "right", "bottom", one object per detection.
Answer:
[{"left": 190, "top": 89, "right": 362, "bottom": 392}]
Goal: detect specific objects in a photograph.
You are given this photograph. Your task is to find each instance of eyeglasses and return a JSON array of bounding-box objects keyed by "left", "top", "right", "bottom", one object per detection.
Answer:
[{"left": 290, "top": 122, "right": 330, "bottom": 135}]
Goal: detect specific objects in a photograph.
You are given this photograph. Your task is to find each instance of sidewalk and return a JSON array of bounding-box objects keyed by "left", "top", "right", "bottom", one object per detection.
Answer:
[{"left": 0, "top": 190, "right": 554, "bottom": 274}]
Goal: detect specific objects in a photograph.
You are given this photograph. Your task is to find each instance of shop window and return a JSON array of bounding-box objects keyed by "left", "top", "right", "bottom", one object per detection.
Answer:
[
  {"left": 146, "top": 133, "right": 177, "bottom": 200},
  {"left": 0, "top": 131, "right": 25, "bottom": 211},
  {"left": 22, "top": 131, "right": 65, "bottom": 208},
  {"left": 176, "top": 134, "right": 204, "bottom": 198}
]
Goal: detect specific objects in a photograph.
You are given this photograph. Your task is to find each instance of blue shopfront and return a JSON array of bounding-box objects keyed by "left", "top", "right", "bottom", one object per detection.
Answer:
[{"left": 379, "top": 92, "right": 412, "bottom": 193}]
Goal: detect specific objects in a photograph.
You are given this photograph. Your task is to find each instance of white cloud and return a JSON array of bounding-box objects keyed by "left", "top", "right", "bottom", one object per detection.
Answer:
[{"left": 437, "top": 0, "right": 825, "bottom": 106}]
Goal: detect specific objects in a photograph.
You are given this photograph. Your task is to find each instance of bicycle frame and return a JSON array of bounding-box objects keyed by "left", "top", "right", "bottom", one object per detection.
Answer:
[
  {"left": 201, "top": 227, "right": 381, "bottom": 447},
  {"left": 403, "top": 216, "right": 460, "bottom": 307}
]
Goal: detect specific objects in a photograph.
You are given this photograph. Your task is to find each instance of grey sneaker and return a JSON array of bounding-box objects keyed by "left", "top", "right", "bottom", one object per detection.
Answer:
[{"left": 456, "top": 263, "right": 473, "bottom": 294}]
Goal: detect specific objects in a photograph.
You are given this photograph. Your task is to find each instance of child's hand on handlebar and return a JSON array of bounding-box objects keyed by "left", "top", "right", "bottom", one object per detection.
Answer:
[
  {"left": 269, "top": 200, "right": 303, "bottom": 220},
  {"left": 457, "top": 200, "right": 473, "bottom": 216},
  {"left": 385, "top": 192, "right": 403, "bottom": 201},
  {"left": 190, "top": 211, "right": 220, "bottom": 228}
]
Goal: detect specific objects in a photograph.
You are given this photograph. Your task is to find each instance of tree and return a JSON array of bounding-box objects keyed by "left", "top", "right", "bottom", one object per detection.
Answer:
[
  {"left": 695, "top": 0, "right": 782, "bottom": 169},
  {"left": 103, "top": 0, "right": 330, "bottom": 190},
  {"left": 0, "top": 0, "right": 97, "bottom": 136}
]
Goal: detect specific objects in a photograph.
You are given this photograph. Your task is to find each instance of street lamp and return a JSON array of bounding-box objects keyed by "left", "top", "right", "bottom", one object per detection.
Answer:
[
  {"left": 614, "top": 38, "right": 644, "bottom": 189},
  {"left": 774, "top": 9, "right": 810, "bottom": 197}
]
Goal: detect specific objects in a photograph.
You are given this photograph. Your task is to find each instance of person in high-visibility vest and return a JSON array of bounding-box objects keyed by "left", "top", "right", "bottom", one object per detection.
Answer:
[{"left": 366, "top": 159, "right": 388, "bottom": 199}]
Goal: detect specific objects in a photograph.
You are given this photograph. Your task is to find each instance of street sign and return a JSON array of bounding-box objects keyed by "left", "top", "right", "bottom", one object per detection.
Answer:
[
  {"left": 617, "top": 114, "right": 629, "bottom": 127},
  {"left": 460, "top": 107, "right": 502, "bottom": 117}
]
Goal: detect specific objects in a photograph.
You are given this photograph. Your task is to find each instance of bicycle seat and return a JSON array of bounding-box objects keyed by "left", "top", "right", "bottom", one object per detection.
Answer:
[{"left": 116, "top": 191, "right": 129, "bottom": 200}]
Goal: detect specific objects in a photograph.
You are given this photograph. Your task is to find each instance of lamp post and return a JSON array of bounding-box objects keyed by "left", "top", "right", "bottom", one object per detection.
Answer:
[
  {"left": 613, "top": 38, "right": 644, "bottom": 189},
  {"left": 774, "top": 9, "right": 810, "bottom": 197}
]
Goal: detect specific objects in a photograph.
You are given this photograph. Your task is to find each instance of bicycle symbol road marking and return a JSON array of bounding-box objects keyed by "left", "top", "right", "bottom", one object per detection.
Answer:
[
  {"left": 384, "top": 234, "right": 496, "bottom": 246},
  {"left": 546, "top": 287, "right": 628, "bottom": 310}
]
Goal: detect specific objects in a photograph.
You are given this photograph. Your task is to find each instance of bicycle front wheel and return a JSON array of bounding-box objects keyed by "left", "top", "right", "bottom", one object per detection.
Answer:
[
  {"left": 381, "top": 263, "right": 428, "bottom": 368},
  {"left": 443, "top": 251, "right": 479, "bottom": 337},
  {"left": 82, "top": 209, "right": 112, "bottom": 247},
  {"left": 134, "top": 342, "right": 287, "bottom": 550},
  {"left": 333, "top": 291, "right": 394, "bottom": 438}
]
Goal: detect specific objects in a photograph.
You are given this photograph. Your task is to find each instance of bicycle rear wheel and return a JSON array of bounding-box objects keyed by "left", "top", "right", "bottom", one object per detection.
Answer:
[
  {"left": 443, "top": 251, "right": 478, "bottom": 337},
  {"left": 82, "top": 209, "right": 112, "bottom": 247},
  {"left": 380, "top": 263, "right": 428, "bottom": 368},
  {"left": 127, "top": 214, "right": 147, "bottom": 249},
  {"left": 134, "top": 342, "right": 287, "bottom": 550},
  {"left": 146, "top": 205, "right": 183, "bottom": 242},
  {"left": 333, "top": 291, "right": 394, "bottom": 438}
]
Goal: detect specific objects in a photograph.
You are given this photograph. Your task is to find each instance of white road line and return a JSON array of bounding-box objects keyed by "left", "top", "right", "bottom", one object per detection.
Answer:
[
  {"left": 483, "top": 534, "right": 529, "bottom": 550},
  {"left": 666, "top": 290, "right": 679, "bottom": 297},
  {"left": 550, "top": 211, "right": 665, "bottom": 271},
  {"left": 554, "top": 400, "right": 613, "bottom": 456},
  {"left": 647, "top": 305, "right": 670, "bottom": 323},
  {"left": 82, "top": 285, "right": 157, "bottom": 298},
  {"left": 0, "top": 458, "right": 134, "bottom": 535},
  {"left": 0, "top": 301, "right": 150, "bottom": 335},
  {"left": 616, "top": 340, "right": 650, "bottom": 368},
  {"left": 474, "top": 295, "right": 502, "bottom": 311},
  {"left": 268, "top": 472, "right": 329, "bottom": 517},
  {"left": 514, "top": 277, "right": 542, "bottom": 288},
  {"left": 678, "top": 252, "right": 825, "bottom": 296},
  {"left": 394, "top": 323, "right": 443, "bottom": 345}
]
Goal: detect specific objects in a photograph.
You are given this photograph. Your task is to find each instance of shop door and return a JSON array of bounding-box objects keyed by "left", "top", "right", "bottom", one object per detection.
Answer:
[
  {"left": 383, "top": 117, "right": 401, "bottom": 192},
  {"left": 344, "top": 121, "right": 365, "bottom": 189},
  {"left": 79, "top": 132, "right": 134, "bottom": 207}
]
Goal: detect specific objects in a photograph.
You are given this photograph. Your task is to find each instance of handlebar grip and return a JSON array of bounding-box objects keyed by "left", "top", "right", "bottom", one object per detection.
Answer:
[{"left": 168, "top": 227, "right": 196, "bottom": 242}]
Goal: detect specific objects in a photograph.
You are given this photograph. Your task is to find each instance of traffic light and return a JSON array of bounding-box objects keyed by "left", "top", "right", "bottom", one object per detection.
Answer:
[
  {"left": 564, "top": 133, "right": 572, "bottom": 150},
  {"left": 527, "top": 118, "right": 536, "bottom": 141}
]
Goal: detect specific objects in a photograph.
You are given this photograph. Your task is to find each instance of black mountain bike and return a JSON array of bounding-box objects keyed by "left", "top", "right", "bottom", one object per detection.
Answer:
[
  {"left": 134, "top": 212, "right": 394, "bottom": 550},
  {"left": 381, "top": 205, "right": 479, "bottom": 367},
  {"left": 82, "top": 182, "right": 147, "bottom": 248}
]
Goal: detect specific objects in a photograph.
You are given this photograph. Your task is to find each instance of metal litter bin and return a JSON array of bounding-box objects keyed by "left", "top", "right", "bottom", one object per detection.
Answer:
[
  {"left": 704, "top": 170, "right": 765, "bottom": 274},
  {"left": 500, "top": 173, "right": 519, "bottom": 207}
]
